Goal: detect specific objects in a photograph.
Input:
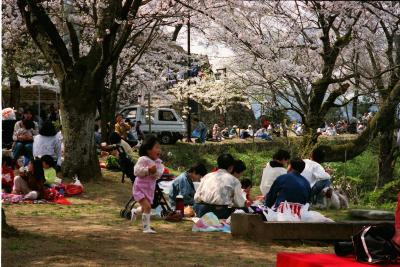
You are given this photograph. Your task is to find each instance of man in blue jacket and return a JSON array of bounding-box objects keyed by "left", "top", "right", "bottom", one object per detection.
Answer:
[
  {"left": 265, "top": 158, "right": 311, "bottom": 209},
  {"left": 169, "top": 163, "right": 207, "bottom": 207}
]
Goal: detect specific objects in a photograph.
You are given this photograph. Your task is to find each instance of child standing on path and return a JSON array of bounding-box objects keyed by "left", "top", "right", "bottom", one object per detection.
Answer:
[{"left": 132, "top": 136, "right": 164, "bottom": 233}]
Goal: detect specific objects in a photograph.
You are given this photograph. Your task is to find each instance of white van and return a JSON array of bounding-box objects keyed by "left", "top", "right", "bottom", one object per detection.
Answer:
[{"left": 119, "top": 105, "right": 186, "bottom": 144}]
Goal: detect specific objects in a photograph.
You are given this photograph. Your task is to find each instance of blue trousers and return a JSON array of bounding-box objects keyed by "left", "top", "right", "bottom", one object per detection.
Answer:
[
  {"left": 193, "top": 203, "right": 235, "bottom": 219},
  {"left": 311, "top": 179, "right": 331, "bottom": 204},
  {"left": 199, "top": 129, "right": 207, "bottom": 143},
  {"left": 12, "top": 142, "right": 33, "bottom": 166}
]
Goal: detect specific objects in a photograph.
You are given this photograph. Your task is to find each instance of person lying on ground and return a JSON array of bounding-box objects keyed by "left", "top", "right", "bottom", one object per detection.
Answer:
[
  {"left": 232, "top": 159, "right": 246, "bottom": 179},
  {"left": 194, "top": 154, "right": 246, "bottom": 219},
  {"left": 41, "top": 155, "right": 57, "bottom": 186},
  {"left": 265, "top": 158, "right": 311, "bottom": 209},
  {"left": 12, "top": 159, "right": 46, "bottom": 200},
  {"left": 301, "top": 148, "right": 331, "bottom": 205},
  {"left": 169, "top": 163, "right": 208, "bottom": 207},
  {"left": 260, "top": 149, "right": 290, "bottom": 196}
]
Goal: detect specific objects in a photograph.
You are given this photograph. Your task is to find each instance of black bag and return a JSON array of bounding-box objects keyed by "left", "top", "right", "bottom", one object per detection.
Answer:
[{"left": 351, "top": 224, "right": 399, "bottom": 264}]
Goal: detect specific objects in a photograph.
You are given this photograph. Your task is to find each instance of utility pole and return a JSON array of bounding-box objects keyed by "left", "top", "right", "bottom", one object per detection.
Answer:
[
  {"left": 147, "top": 91, "right": 152, "bottom": 134},
  {"left": 185, "top": 13, "right": 193, "bottom": 142}
]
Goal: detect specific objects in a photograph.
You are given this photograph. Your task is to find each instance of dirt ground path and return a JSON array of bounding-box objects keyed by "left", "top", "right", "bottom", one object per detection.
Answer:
[{"left": 2, "top": 171, "right": 332, "bottom": 267}]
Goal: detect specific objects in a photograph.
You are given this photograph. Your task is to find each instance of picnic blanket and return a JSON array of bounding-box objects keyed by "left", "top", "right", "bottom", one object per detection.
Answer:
[
  {"left": 2, "top": 192, "right": 71, "bottom": 205},
  {"left": 192, "top": 212, "right": 231, "bottom": 233},
  {"left": 276, "top": 253, "right": 400, "bottom": 267}
]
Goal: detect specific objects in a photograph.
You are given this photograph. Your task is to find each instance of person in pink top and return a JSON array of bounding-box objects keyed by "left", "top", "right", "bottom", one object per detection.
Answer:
[{"left": 132, "top": 135, "right": 164, "bottom": 233}]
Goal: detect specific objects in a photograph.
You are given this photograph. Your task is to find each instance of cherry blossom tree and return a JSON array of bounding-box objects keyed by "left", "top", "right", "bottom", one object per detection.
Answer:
[
  {"left": 320, "top": 1, "right": 400, "bottom": 186},
  {"left": 4, "top": 0, "right": 178, "bottom": 181}
]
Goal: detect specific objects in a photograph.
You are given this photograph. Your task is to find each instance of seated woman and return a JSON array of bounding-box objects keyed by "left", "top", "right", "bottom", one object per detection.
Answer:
[
  {"left": 12, "top": 159, "right": 46, "bottom": 200},
  {"left": 169, "top": 163, "right": 207, "bottom": 207},
  {"left": 33, "top": 121, "right": 62, "bottom": 167}
]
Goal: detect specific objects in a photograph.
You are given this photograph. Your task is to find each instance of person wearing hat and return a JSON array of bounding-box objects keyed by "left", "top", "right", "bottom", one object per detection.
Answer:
[{"left": 229, "top": 125, "right": 238, "bottom": 138}]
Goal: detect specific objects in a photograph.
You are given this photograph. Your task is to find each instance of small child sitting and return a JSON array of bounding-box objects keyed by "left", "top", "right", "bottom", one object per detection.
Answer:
[
  {"left": 241, "top": 178, "right": 253, "bottom": 207},
  {"left": 2, "top": 155, "right": 15, "bottom": 193},
  {"left": 41, "top": 155, "right": 57, "bottom": 186}
]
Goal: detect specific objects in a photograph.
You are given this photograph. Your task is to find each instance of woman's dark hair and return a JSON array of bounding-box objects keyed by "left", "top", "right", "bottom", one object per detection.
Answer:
[
  {"left": 41, "top": 155, "right": 55, "bottom": 168},
  {"left": 115, "top": 113, "right": 123, "bottom": 119},
  {"left": 94, "top": 124, "right": 99, "bottom": 132},
  {"left": 217, "top": 153, "right": 234, "bottom": 170},
  {"left": 311, "top": 147, "right": 325, "bottom": 163},
  {"left": 139, "top": 135, "right": 159, "bottom": 157},
  {"left": 24, "top": 109, "right": 33, "bottom": 115},
  {"left": 232, "top": 160, "right": 246, "bottom": 174},
  {"left": 240, "top": 178, "right": 252, "bottom": 189},
  {"left": 188, "top": 163, "right": 207, "bottom": 176},
  {"left": 22, "top": 119, "right": 35, "bottom": 130},
  {"left": 39, "top": 121, "right": 57, "bottom": 136},
  {"left": 109, "top": 132, "right": 122, "bottom": 145},
  {"left": 32, "top": 159, "right": 45, "bottom": 182},
  {"left": 273, "top": 149, "right": 291, "bottom": 161},
  {"left": 289, "top": 158, "right": 306, "bottom": 173}
]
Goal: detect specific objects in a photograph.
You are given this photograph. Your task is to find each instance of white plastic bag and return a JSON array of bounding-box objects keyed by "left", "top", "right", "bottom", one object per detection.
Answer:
[
  {"left": 263, "top": 207, "right": 277, "bottom": 221},
  {"left": 277, "top": 202, "right": 301, "bottom": 222},
  {"left": 73, "top": 175, "right": 83, "bottom": 188},
  {"left": 300, "top": 204, "right": 334, "bottom": 222}
]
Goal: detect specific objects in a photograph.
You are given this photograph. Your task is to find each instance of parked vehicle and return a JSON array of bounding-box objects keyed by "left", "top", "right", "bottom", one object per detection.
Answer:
[{"left": 119, "top": 105, "right": 186, "bottom": 144}]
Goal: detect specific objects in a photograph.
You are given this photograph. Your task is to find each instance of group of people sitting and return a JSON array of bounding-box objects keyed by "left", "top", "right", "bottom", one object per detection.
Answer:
[
  {"left": 95, "top": 113, "right": 145, "bottom": 151},
  {"left": 2, "top": 154, "right": 60, "bottom": 200},
  {"left": 9, "top": 109, "right": 62, "bottom": 170},
  {"left": 163, "top": 147, "right": 332, "bottom": 223}
]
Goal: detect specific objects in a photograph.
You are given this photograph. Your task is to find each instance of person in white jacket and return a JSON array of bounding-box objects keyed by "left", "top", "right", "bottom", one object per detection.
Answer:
[
  {"left": 33, "top": 121, "right": 62, "bottom": 167},
  {"left": 260, "top": 149, "right": 290, "bottom": 196},
  {"left": 301, "top": 148, "right": 331, "bottom": 204}
]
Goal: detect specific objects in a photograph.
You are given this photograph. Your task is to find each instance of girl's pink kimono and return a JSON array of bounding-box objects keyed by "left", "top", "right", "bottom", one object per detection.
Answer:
[{"left": 133, "top": 156, "right": 164, "bottom": 203}]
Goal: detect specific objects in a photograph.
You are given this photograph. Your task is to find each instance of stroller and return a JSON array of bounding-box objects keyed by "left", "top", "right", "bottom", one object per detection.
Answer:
[
  {"left": 115, "top": 145, "right": 135, "bottom": 183},
  {"left": 120, "top": 175, "right": 174, "bottom": 220}
]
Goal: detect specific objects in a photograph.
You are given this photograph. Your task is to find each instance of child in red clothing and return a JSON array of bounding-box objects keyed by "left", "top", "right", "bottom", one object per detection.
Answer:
[{"left": 2, "top": 156, "right": 14, "bottom": 193}]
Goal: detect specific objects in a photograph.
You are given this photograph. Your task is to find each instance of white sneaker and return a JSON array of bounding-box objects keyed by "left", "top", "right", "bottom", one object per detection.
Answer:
[
  {"left": 130, "top": 208, "right": 137, "bottom": 222},
  {"left": 143, "top": 228, "right": 157, "bottom": 234}
]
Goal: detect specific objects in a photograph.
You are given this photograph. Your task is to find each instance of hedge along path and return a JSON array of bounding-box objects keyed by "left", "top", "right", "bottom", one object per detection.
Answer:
[{"left": 3, "top": 170, "right": 332, "bottom": 267}]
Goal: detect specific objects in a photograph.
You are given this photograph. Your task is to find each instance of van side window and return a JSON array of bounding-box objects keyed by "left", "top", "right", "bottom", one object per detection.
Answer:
[
  {"left": 125, "top": 110, "right": 136, "bottom": 120},
  {"left": 159, "top": 110, "right": 177, "bottom": 121}
]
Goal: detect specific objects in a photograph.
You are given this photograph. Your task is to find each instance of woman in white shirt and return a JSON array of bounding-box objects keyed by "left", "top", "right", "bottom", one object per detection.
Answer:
[
  {"left": 33, "top": 121, "right": 62, "bottom": 167},
  {"left": 301, "top": 148, "right": 331, "bottom": 204},
  {"left": 260, "top": 149, "right": 290, "bottom": 196}
]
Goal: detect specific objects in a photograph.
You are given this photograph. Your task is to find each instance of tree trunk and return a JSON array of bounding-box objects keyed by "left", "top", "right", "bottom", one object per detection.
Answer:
[
  {"left": 301, "top": 114, "right": 322, "bottom": 157},
  {"left": 376, "top": 122, "right": 397, "bottom": 188},
  {"left": 352, "top": 90, "right": 359, "bottom": 118},
  {"left": 5, "top": 50, "right": 21, "bottom": 108},
  {"left": 60, "top": 67, "right": 101, "bottom": 182}
]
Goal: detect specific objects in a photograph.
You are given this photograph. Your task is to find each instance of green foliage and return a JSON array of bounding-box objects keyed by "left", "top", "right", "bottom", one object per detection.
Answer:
[
  {"left": 105, "top": 155, "right": 120, "bottom": 170},
  {"left": 326, "top": 149, "right": 399, "bottom": 208}
]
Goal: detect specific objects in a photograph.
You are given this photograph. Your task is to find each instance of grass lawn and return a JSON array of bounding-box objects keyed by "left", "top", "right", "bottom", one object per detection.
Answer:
[{"left": 3, "top": 170, "right": 334, "bottom": 267}]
